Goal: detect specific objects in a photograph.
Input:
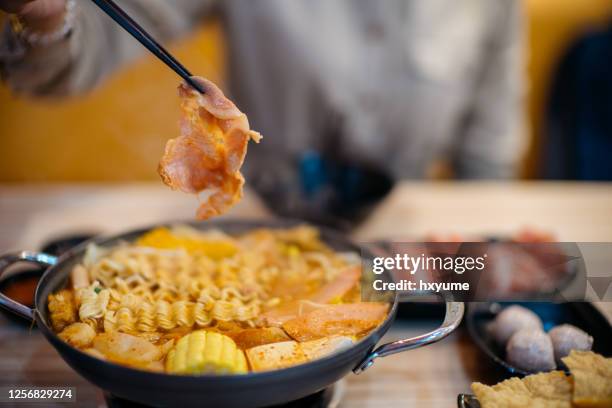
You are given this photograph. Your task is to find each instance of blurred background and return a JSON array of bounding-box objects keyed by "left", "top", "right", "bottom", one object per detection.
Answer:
[{"left": 0, "top": 0, "right": 611, "bottom": 182}]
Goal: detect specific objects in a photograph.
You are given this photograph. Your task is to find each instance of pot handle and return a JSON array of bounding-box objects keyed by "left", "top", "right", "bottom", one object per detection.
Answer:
[
  {"left": 353, "top": 293, "right": 464, "bottom": 374},
  {"left": 0, "top": 251, "right": 58, "bottom": 321}
]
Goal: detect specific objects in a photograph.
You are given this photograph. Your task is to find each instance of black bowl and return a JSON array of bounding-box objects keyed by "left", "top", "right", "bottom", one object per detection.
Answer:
[{"left": 466, "top": 301, "right": 612, "bottom": 376}]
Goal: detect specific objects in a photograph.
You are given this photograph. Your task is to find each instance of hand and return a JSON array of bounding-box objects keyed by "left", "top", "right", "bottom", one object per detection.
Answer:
[{"left": 1, "top": 0, "right": 66, "bottom": 32}]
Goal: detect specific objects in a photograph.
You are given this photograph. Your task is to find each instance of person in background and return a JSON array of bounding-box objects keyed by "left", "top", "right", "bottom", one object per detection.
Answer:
[
  {"left": 0, "top": 0, "right": 526, "bottom": 224},
  {"left": 544, "top": 22, "right": 612, "bottom": 181}
]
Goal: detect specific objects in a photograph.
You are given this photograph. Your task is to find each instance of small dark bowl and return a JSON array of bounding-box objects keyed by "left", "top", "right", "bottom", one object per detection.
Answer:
[
  {"left": 0, "top": 233, "right": 95, "bottom": 324},
  {"left": 0, "top": 267, "right": 44, "bottom": 324},
  {"left": 457, "top": 394, "right": 480, "bottom": 408},
  {"left": 466, "top": 302, "right": 612, "bottom": 376}
]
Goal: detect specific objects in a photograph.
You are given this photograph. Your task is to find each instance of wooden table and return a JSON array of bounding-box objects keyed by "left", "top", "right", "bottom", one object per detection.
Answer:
[{"left": 0, "top": 182, "right": 611, "bottom": 408}]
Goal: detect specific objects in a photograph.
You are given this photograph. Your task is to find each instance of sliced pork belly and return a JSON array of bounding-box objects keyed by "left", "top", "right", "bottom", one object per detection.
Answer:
[{"left": 159, "top": 77, "right": 261, "bottom": 220}]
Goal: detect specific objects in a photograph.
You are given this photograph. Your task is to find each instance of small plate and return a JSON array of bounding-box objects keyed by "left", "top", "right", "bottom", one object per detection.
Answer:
[{"left": 466, "top": 302, "right": 612, "bottom": 376}]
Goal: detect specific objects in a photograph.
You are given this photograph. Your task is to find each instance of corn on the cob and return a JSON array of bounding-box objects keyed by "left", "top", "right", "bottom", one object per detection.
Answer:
[{"left": 166, "top": 330, "right": 247, "bottom": 374}]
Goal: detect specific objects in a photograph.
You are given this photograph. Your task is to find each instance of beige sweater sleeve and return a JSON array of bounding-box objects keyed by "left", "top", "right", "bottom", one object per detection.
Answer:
[{"left": 0, "top": 0, "right": 216, "bottom": 96}]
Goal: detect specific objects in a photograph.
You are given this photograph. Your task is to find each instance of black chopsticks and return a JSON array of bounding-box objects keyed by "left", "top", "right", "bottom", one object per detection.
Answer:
[{"left": 90, "top": 0, "right": 205, "bottom": 94}]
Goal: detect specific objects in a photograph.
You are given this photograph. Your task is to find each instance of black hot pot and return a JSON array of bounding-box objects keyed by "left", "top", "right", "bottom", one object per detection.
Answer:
[{"left": 0, "top": 220, "right": 464, "bottom": 408}]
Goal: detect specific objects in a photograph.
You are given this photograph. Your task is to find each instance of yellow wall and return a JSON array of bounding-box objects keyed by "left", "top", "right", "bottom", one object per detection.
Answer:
[
  {"left": 0, "top": 21, "right": 225, "bottom": 182},
  {"left": 1, "top": 2, "right": 612, "bottom": 181}
]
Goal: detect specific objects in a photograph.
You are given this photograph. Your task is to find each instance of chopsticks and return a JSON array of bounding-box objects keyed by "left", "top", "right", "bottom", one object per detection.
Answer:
[{"left": 90, "top": 0, "right": 205, "bottom": 94}]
